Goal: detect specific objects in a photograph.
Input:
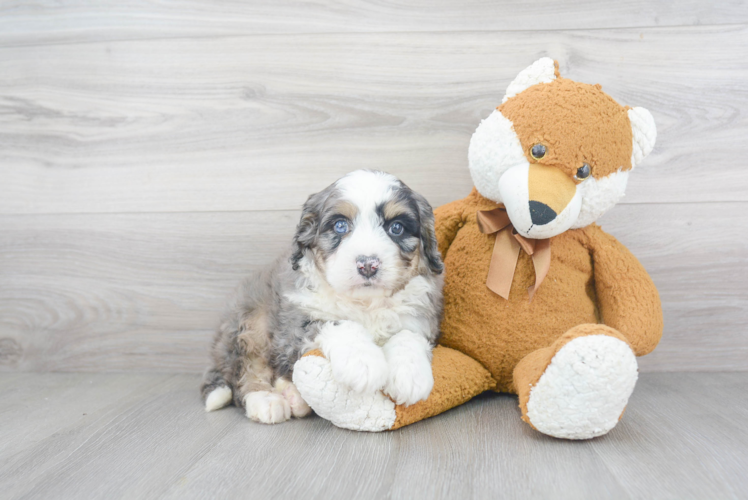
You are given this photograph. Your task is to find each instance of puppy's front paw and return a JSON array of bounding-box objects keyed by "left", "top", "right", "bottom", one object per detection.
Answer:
[
  {"left": 383, "top": 331, "right": 434, "bottom": 406},
  {"left": 328, "top": 342, "right": 389, "bottom": 394},
  {"left": 384, "top": 352, "right": 434, "bottom": 406},
  {"left": 244, "top": 391, "right": 291, "bottom": 424}
]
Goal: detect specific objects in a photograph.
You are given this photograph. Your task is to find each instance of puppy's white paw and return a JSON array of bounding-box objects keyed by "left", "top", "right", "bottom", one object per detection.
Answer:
[
  {"left": 329, "top": 342, "right": 389, "bottom": 394},
  {"left": 318, "top": 321, "right": 389, "bottom": 394},
  {"left": 383, "top": 330, "right": 434, "bottom": 406},
  {"left": 384, "top": 352, "right": 434, "bottom": 406},
  {"left": 244, "top": 391, "right": 291, "bottom": 424},
  {"left": 275, "top": 378, "right": 312, "bottom": 418}
]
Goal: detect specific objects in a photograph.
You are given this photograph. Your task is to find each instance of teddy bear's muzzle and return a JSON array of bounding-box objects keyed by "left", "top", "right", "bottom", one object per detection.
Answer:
[
  {"left": 499, "top": 163, "right": 583, "bottom": 239},
  {"left": 527, "top": 163, "right": 577, "bottom": 220}
]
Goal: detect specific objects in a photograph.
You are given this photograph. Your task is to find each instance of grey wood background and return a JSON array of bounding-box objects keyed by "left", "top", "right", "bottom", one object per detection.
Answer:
[{"left": 1, "top": 0, "right": 747, "bottom": 373}]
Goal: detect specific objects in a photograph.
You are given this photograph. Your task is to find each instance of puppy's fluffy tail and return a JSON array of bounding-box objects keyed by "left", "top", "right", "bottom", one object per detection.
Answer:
[{"left": 201, "top": 369, "right": 233, "bottom": 412}]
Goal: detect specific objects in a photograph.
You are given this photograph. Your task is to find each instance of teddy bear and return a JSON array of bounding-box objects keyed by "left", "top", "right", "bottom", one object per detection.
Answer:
[{"left": 292, "top": 57, "right": 663, "bottom": 439}]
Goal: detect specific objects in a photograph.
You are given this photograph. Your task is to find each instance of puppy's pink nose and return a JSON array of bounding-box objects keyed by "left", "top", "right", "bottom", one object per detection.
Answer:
[{"left": 356, "top": 256, "right": 380, "bottom": 278}]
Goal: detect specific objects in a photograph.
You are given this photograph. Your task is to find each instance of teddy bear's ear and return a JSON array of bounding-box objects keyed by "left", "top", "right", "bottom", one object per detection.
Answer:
[
  {"left": 502, "top": 57, "right": 558, "bottom": 103},
  {"left": 628, "top": 107, "right": 657, "bottom": 168}
]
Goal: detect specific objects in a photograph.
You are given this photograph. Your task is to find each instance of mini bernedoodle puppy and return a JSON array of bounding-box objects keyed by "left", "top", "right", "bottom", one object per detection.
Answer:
[{"left": 201, "top": 170, "right": 444, "bottom": 424}]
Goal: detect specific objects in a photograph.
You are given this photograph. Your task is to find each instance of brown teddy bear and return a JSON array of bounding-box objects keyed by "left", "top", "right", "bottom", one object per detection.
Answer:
[{"left": 293, "top": 58, "right": 663, "bottom": 439}]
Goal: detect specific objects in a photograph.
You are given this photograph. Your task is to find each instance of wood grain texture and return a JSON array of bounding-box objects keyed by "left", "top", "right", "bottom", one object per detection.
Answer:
[
  {"left": 598, "top": 203, "right": 748, "bottom": 373},
  {"left": 0, "top": 374, "right": 239, "bottom": 499},
  {"left": 0, "top": 211, "right": 299, "bottom": 372},
  {"left": 1, "top": 1, "right": 745, "bottom": 376},
  {"left": 0, "top": 372, "right": 746, "bottom": 499},
  {"left": 1, "top": 202, "right": 745, "bottom": 373},
  {"left": 592, "top": 372, "right": 748, "bottom": 499},
  {"left": 0, "top": 372, "right": 171, "bottom": 459},
  {"left": 1, "top": 0, "right": 746, "bottom": 47},
  {"left": 1, "top": 25, "right": 747, "bottom": 215}
]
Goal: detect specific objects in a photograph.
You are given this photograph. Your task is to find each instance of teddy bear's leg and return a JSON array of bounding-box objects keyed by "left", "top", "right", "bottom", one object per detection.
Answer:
[
  {"left": 513, "top": 324, "right": 638, "bottom": 440},
  {"left": 293, "top": 345, "right": 496, "bottom": 432}
]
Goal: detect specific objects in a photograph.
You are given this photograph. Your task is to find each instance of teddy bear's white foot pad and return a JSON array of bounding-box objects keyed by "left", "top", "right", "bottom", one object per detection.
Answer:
[
  {"left": 526, "top": 335, "right": 638, "bottom": 440},
  {"left": 293, "top": 355, "right": 396, "bottom": 432}
]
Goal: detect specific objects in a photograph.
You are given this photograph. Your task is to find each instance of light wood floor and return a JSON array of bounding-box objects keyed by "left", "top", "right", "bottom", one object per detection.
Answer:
[{"left": 1, "top": 372, "right": 746, "bottom": 500}]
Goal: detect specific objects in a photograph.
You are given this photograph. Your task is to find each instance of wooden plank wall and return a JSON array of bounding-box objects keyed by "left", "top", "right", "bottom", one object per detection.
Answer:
[{"left": 1, "top": 1, "right": 746, "bottom": 373}]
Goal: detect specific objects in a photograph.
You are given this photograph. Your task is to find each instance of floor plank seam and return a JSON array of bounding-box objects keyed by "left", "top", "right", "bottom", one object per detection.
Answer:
[{"left": 1, "top": 21, "right": 745, "bottom": 50}]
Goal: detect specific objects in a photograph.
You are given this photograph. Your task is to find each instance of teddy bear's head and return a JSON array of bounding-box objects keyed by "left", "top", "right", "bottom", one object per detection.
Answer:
[{"left": 469, "top": 57, "right": 656, "bottom": 239}]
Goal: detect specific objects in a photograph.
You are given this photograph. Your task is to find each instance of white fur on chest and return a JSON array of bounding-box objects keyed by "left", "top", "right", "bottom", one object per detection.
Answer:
[{"left": 287, "top": 272, "right": 435, "bottom": 346}]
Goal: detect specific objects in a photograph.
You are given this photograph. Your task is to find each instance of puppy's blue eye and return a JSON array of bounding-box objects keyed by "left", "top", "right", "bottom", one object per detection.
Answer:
[
  {"left": 333, "top": 220, "right": 349, "bottom": 234},
  {"left": 389, "top": 222, "right": 404, "bottom": 236}
]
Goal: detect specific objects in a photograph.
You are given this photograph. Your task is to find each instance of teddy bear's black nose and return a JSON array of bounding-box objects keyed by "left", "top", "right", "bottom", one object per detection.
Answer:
[{"left": 529, "top": 201, "right": 557, "bottom": 226}]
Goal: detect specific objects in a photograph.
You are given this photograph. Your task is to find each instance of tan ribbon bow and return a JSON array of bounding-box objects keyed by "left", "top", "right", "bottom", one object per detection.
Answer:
[{"left": 476, "top": 207, "right": 551, "bottom": 301}]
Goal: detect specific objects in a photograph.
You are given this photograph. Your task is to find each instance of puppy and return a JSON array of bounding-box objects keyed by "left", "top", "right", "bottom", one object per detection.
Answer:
[{"left": 201, "top": 170, "right": 444, "bottom": 424}]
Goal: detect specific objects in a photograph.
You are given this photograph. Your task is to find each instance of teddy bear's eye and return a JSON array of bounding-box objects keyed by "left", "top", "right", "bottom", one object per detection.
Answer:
[
  {"left": 530, "top": 144, "right": 546, "bottom": 160},
  {"left": 575, "top": 163, "right": 591, "bottom": 181}
]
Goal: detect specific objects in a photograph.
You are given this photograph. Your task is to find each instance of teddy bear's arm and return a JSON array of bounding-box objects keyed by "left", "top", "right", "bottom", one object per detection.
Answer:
[
  {"left": 588, "top": 225, "right": 664, "bottom": 356},
  {"left": 433, "top": 199, "right": 468, "bottom": 259}
]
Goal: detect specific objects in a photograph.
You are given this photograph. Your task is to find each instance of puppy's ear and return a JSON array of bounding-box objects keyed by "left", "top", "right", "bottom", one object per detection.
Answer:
[
  {"left": 412, "top": 191, "right": 444, "bottom": 275},
  {"left": 291, "top": 186, "right": 330, "bottom": 270}
]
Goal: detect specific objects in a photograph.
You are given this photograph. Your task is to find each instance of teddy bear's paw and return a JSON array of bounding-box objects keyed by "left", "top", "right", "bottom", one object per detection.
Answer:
[
  {"left": 293, "top": 354, "right": 396, "bottom": 432},
  {"left": 244, "top": 391, "right": 292, "bottom": 424},
  {"left": 526, "top": 334, "right": 638, "bottom": 440}
]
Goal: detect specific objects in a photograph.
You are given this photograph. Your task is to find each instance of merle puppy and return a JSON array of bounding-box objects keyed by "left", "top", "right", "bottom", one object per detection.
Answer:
[{"left": 201, "top": 170, "right": 444, "bottom": 424}]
